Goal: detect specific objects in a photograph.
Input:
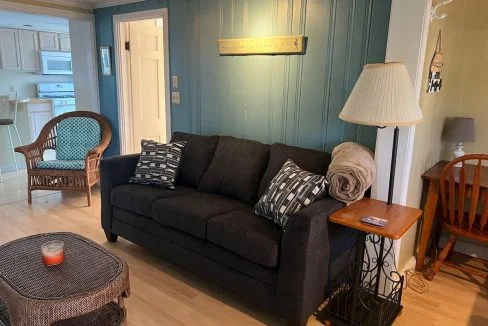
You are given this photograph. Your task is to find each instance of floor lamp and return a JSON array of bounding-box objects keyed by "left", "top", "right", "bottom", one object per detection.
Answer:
[{"left": 339, "top": 62, "right": 423, "bottom": 205}]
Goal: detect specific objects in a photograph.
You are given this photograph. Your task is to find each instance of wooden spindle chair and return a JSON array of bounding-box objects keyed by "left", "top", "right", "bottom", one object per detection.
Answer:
[{"left": 425, "top": 154, "right": 488, "bottom": 281}]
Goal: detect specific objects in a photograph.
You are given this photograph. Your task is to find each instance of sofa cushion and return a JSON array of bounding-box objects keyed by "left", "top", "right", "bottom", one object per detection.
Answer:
[
  {"left": 254, "top": 160, "right": 329, "bottom": 229},
  {"left": 152, "top": 192, "right": 250, "bottom": 239},
  {"left": 171, "top": 132, "right": 220, "bottom": 187},
  {"left": 198, "top": 136, "right": 270, "bottom": 204},
  {"left": 258, "top": 143, "right": 332, "bottom": 197},
  {"left": 130, "top": 140, "right": 187, "bottom": 189},
  {"left": 207, "top": 210, "right": 283, "bottom": 268},
  {"left": 112, "top": 207, "right": 278, "bottom": 286},
  {"left": 111, "top": 184, "right": 196, "bottom": 218}
]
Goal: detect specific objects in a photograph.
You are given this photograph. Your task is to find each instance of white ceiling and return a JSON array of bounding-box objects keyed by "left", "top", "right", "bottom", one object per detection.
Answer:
[
  {"left": 46, "top": 0, "right": 144, "bottom": 9},
  {"left": 0, "top": 11, "right": 69, "bottom": 33}
]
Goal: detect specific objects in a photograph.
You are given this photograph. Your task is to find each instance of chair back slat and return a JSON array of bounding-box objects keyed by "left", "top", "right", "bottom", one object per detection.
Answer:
[
  {"left": 480, "top": 189, "right": 488, "bottom": 235},
  {"left": 458, "top": 163, "right": 466, "bottom": 228},
  {"left": 439, "top": 154, "right": 488, "bottom": 238},
  {"left": 468, "top": 160, "right": 482, "bottom": 232},
  {"left": 448, "top": 168, "right": 456, "bottom": 225}
]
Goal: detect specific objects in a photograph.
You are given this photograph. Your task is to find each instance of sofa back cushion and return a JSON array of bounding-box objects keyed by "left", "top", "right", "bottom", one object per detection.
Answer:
[
  {"left": 199, "top": 136, "right": 270, "bottom": 204},
  {"left": 171, "top": 132, "right": 220, "bottom": 187},
  {"left": 258, "top": 143, "right": 332, "bottom": 197}
]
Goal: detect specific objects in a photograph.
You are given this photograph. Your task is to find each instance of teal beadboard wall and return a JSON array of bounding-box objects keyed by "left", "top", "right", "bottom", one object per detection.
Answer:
[{"left": 95, "top": 0, "right": 391, "bottom": 156}]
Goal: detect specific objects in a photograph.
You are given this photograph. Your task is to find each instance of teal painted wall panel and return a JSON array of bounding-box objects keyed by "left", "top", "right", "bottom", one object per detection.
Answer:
[{"left": 95, "top": 0, "right": 391, "bottom": 156}]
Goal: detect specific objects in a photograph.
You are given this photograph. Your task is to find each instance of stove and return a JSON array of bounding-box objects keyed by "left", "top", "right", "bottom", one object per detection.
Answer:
[{"left": 37, "top": 83, "right": 76, "bottom": 116}]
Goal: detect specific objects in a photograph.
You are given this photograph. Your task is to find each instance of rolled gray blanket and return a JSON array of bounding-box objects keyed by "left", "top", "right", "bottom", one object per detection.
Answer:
[{"left": 326, "top": 142, "right": 376, "bottom": 205}]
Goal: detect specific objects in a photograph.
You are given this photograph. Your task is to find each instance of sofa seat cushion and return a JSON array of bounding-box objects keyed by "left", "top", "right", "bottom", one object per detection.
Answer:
[
  {"left": 258, "top": 143, "right": 332, "bottom": 197},
  {"left": 111, "top": 184, "right": 196, "bottom": 218},
  {"left": 171, "top": 132, "right": 220, "bottom": 187},
  {"left": 198, "top": 136, "right": 270, "bottom": 204},
  {"left": 152, "top": 192, "right": 250, "bottom": 239},
  {"left": 207, "top": 210, "right": 283, "bottom": 268},
  {"left": 112, "top": 207, "right": 278, "bottom": 286},
  {"left": 37, "top": 160, "right": 85, "bottom": 170}
]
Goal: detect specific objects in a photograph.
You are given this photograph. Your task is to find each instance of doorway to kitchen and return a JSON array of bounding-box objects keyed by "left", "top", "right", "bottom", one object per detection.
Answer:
[{"left": 113, "top": 9, "right": 171, "bottom": 155}]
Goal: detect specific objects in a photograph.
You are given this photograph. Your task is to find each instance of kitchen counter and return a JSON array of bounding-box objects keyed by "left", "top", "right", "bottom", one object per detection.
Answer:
[{"left": 10, "top": 98, "right": 52, "bottom": 105}]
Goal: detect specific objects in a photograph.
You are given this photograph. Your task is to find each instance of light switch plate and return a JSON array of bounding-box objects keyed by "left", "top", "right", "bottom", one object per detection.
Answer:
[
  {"left": 171, "top": 91, "right": 181, "bottom": 104},
  {"left": 172, "top": 76, "right": 179, "bottom": 89}
]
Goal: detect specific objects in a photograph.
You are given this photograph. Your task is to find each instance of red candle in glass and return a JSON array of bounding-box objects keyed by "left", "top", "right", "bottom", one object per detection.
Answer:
[{"left": 41, "top": 240, "right": 65, "bottom": 266}]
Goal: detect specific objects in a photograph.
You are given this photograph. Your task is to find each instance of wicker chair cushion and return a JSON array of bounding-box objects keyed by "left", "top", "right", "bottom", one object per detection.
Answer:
[
  {"left": 56, "top": 117, "right": 101, "bottom": 160},
  {"left": 37, "top": 160, "right": 85, "bottom": 170}
]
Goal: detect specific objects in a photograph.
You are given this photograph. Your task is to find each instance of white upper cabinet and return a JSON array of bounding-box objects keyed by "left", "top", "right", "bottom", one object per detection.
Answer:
[
  {"left": 39, "top": 31, "right": 59, "bottom": 51},
  {"left": 18, "top": 30, "right": 40, "bottom": 72},
  {"left": 59, "top": 33, "right": 71, "bottom": 52},
  {"left": 0, "top": 28, "right": 22, "bottom": 71}
]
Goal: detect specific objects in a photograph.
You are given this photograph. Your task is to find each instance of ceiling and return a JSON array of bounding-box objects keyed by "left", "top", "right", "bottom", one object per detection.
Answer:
[
  {"left": 0, "top": 11, "right": 69, "bottom": 33},
  {"left": 46, "top": 0, "right": 144, "bottom": 9}
]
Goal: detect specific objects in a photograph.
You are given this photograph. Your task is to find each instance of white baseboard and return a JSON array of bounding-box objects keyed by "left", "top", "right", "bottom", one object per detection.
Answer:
[{"left": 399, "top": 255, "right": 417, "bottom": 274}]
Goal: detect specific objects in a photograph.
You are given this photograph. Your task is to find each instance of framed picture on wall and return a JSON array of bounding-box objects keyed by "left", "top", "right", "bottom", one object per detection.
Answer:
[{"left": 100, "top": 46, "right": 112, "bottom": 76}]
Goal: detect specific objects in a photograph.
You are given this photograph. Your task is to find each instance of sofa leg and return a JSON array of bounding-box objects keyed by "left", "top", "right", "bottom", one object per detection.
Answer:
[
  {"left": 27, "top": 188, "right": 32, "bottom": 205},
  {"left": 105, "top": 231, "right": 118, "bottom": 243}
]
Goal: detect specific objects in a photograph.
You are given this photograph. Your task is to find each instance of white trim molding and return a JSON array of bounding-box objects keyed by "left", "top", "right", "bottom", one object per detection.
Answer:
[
  {"left": 373, "top": 0, "right": 432, "bottom": 267},
  {"left": 0, "top": 0, "right": 93, "bottom": 20},
  {"left": 113, "top": 8, "right": 172, "bottom": 155}
]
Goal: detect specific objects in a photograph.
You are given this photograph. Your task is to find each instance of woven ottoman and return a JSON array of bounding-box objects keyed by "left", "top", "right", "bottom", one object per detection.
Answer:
[{"left": 0, "top": 232, "right": 130, "bottom": 326}]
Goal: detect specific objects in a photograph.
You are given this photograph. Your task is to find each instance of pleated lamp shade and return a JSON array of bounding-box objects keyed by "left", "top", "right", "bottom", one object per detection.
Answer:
[{"left": 339, "top": 62, "right": 423, "bottom": 126}]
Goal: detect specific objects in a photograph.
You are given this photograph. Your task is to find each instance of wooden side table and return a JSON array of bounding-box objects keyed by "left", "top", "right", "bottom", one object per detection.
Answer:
[{"left": 315, "top": 198, "right": 422, "bottom": 326}]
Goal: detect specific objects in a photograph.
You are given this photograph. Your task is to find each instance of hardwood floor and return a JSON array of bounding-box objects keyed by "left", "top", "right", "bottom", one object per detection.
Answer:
[{"left": 0, "top": 171, "right": 486, "bottom": 325}]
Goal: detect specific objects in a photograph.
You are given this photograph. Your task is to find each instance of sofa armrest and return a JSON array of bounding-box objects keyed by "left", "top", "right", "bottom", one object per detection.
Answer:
[
  {"left": 277, "top": 196, "right": 344, "bottom": 325},
  {"left": 100, "top": 154, "right": 140, "bottom": 233}
]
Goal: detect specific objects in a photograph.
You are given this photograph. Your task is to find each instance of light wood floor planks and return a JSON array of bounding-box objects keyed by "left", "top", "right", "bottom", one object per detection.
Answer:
[{"left": 0, "top": 171, "right": 486, "bottom": 326}]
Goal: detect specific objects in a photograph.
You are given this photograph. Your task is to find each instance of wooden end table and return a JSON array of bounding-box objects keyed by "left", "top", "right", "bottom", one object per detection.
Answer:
[
  {"left": 0, "top": 232, "right": 130, "bottom": 326},
  {"left": 315, "top": 198, "right": 422, "bottom": 326}
]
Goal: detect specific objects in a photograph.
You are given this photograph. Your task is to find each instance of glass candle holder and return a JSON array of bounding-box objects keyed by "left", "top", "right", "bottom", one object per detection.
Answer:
[{"left": 41, "top": 240, "right": 65, "bottom": 266}]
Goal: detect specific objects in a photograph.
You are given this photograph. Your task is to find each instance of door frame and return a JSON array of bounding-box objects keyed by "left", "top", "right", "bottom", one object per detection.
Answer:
[{"left": 113, "top": 8, "right": 171, "bottom": 155}]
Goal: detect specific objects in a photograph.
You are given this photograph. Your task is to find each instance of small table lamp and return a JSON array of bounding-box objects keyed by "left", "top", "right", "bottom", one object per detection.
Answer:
[
  {"left": 339, "top": 62, "right": 423, "bottom": 205},
  {"left": 443, "top": 117, "right": 475, "bottom": 163}
]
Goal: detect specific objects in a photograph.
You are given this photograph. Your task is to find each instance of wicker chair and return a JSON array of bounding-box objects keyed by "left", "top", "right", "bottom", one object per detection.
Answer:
[{"left": 15, "top": 111, "right": 112, "bottom": 206}]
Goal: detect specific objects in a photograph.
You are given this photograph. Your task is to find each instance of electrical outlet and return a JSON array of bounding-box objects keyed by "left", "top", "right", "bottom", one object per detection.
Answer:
[
  {"left": 171, "top": 91, "right": 181, "bottom": 104},
  {"left": 172, "top": 76, "right": 179, "bottom": 89}
]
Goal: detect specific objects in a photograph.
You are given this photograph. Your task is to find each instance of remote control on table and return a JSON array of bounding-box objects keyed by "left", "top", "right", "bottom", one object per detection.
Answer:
[{"left": 360, "top": 216, "right": 388, "bottom": 228}]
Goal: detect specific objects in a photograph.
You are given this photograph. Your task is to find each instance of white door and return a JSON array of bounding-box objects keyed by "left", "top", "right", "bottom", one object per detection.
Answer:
[
  {"left": 38, "top": 31, "right": 59, "bottom": 51},
  {"left": 18, "top": 30, "right": 40, "bottom": 72},
  {"left": 0, "top": 28, "right": 21, "bottom": 71},
  {"left": 128, "top": 19, "right": 167, "bottom": 152}
]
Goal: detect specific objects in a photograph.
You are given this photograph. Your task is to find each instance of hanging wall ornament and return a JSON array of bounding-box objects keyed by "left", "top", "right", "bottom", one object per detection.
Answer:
[{"left": 427, "top": 31, "right": 444, "bottom": 93}]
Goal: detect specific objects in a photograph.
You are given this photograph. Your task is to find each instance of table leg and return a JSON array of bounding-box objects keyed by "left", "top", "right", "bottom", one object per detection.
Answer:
[{"left": 415, "top": 180, "right": 439, "bottom": 271}]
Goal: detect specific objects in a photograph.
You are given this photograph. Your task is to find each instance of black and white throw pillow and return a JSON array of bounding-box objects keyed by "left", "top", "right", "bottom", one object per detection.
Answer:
[
  {"left": 254, "top": 159, "right": 329, "bottom": 229},
  {"left": 130, "top": 140, "right": 187, "bottom": 189}
]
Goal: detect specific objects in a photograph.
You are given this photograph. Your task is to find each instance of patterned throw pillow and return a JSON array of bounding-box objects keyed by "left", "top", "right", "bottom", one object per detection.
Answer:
[
  {"left": 254, "top": 160, "right": 329, "bottom": 229},
  {"left": 130, "top": 140, "right": 187, "bottom": 189}
]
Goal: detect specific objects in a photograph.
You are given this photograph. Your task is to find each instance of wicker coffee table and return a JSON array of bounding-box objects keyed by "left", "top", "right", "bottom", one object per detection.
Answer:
[{"left": 0, "top": 232, "right": 130, "bottom": 326}]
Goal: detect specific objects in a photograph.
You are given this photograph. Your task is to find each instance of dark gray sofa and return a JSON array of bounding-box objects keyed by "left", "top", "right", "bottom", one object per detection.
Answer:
[{"left": 101, "top": 132, "right": 357, "bottom": 326}]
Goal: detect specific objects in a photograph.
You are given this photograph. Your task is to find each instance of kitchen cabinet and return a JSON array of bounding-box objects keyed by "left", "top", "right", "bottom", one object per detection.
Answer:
[
  {"left": 27, "top": 101, "right": 53, "bottom": 142},
  {"left": 0, "top": 28, "right": 22, "bottom": 71},
  {"left": 18, "top": 30, "right": 40, "bottom": 72},
  {"left": 39, "top": 31, "right": 59, "bottom": 51},
  {"left": 59, "top": 34, "right": 71, "bottom": 52}
]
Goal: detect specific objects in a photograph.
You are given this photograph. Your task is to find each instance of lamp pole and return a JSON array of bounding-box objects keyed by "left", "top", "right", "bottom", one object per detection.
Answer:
[{"left": 387, "top": 126, "right": 400, "bottom": 205}]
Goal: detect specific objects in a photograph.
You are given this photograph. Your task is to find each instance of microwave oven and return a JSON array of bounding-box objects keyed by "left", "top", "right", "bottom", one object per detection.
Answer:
[{"left": 40, "top": 51, "right": 73, "bottom": 75}]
